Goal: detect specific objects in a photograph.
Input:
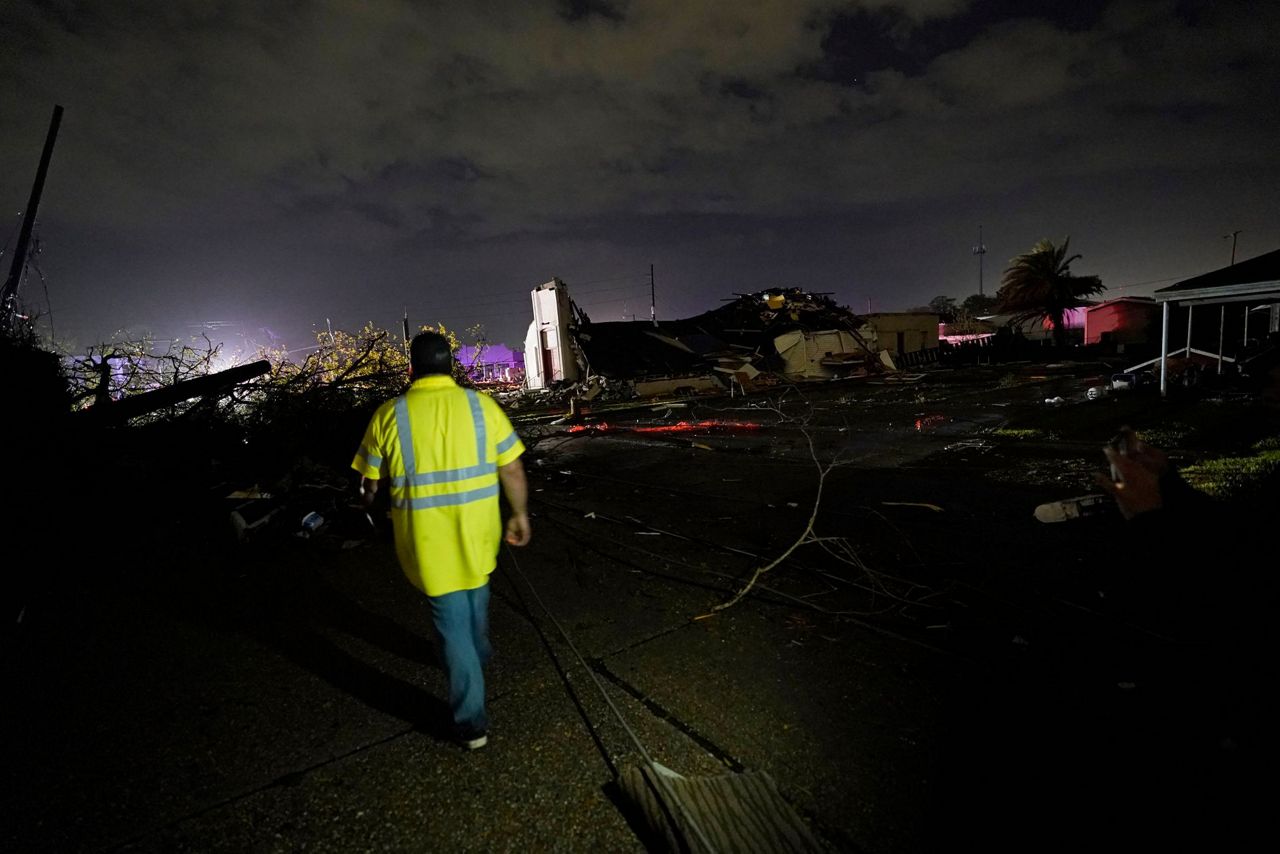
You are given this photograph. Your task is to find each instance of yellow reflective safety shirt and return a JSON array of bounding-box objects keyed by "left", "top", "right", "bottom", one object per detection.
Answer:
[{"left": 351, "top": 375, "right": 526, "bottom": 597}]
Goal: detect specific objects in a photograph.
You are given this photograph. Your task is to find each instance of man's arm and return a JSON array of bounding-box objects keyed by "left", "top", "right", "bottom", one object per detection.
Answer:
[{"left": 497, "top": 458, "right": 531, "bottom": 546}]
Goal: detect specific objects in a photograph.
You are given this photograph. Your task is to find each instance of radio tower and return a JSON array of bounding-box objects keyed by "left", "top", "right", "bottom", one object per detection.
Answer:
[{"left": 971, "top": 225, "right": 988, "bottom": 296}]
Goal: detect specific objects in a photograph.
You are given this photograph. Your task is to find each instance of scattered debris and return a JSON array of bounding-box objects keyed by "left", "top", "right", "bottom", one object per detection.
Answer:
[
  {"left": 914, "top": 414, "right": 947, "bottom": 431},
  {"left": 229, "top": 494, "right": 284, "bottom": 542},
  {"left": 227, "top": 485, "right": 271, "bottom": 499},
  {"left": 944, "top": 438, "right": 992, "bottom": 453},
  {"left": 224, "top": 465, "right": 376, "bottom": 547},
  {"left": 1033, "top": 494, "right": 1111, "bottom": 523},
  {"left": 881, "top": 501, "right": 945, "bottom": 512},
  {"left": 296, "top": 511, "right": 325, "bottom": 537},
  {"left": 632, "top": 376, "right": 724, "bottom": 397},
  {"left": 1112, "top": 370, "right": 1157, "bottom": 391}
]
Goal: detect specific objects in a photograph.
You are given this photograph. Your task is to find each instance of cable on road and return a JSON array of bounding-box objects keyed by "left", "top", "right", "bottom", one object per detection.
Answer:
[
  {"left": 533, "top": 492, "right": 953, "bottom": 622},
  {"left": 501, "top": 545, "right": 719, "bottom": 854}
]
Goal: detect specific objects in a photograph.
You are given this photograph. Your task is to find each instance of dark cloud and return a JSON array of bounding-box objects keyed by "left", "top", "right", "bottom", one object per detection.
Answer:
[
  {"left": 0, "top": 0, "right": 1277, "bottom": 349},
  {"left": 558, "top": 0, "right": 629, "bottom": 24}
]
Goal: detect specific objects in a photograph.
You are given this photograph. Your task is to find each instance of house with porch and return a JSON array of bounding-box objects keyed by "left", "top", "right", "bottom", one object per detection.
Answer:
[{"left": 1138, "top": 248, "right": 1280, "bottom": 395}]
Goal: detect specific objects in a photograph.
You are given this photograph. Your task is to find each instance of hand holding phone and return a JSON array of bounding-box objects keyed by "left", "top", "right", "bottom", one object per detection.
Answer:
[
  {"left": 1097, "top": 427, "right": 1166, "bottom": 519},
  {"left": 1108, "top": 431, "right": 1129, "bottom": 482}
]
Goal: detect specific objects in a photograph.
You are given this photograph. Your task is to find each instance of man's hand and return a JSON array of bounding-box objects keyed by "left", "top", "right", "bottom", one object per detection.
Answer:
[
  {"left": 1095, "top": 442, "right": 1164, "bottom": 520},
  {"left": 359, "top": 477, "right": 379, "bottom": 509},
  {"left": 504, "top": 512, "right": 532, "bottom": 547},
  {"left": 1113, "top": 425, "right": 1170, "bottom": 478}
]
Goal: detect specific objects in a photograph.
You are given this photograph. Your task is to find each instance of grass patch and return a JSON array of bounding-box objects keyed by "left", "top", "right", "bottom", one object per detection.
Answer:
[
  {"left": 992, "top": 428, "right": 1045, "bottom": 440},
  {"left": 1182, "top": 448, "right": 1280, "bottom": 499},
  {"left": 1132, "top": 422, "right": 1193, "bottom": 449},
  {"left": 996, "top": 373, "right": 1022, "bottom": 388}
]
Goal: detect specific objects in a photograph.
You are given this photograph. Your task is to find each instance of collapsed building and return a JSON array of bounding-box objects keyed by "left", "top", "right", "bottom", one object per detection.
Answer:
[{"left": 524, "top": 278, "right": 908, "bottom": 397}]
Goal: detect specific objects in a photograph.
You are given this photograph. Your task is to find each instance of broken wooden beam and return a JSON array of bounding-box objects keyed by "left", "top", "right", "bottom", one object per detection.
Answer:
[{"left": 84, "top": 359, "right": 271, "bottom": 424}]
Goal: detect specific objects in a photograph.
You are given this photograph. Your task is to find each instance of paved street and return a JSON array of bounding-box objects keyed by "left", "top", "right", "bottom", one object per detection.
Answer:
[{"left": 5, "top": 364, "right": 1266, "bottom": 852}]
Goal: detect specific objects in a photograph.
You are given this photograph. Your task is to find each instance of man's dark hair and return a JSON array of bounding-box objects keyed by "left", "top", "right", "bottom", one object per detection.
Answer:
[{"left": 410, "top": 332, "right": 454, "bottom": 376}]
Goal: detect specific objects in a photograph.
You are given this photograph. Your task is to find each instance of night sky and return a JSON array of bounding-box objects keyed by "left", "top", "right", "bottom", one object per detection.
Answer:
[{"left": 3, "top": 0, "right": 1277, "bottom": 357}]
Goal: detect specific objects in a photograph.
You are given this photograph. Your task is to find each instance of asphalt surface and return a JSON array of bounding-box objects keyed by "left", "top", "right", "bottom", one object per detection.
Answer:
[{"left": 5, "top": 363, "right": 1273, "bottom": 852}]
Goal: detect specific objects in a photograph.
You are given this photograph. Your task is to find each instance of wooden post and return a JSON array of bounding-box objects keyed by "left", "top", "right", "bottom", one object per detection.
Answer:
[{"left": 1, "top": 105, "right": 64, "bottom": 325}]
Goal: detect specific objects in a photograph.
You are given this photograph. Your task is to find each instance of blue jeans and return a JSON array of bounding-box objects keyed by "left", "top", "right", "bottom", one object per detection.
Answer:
[{"left": 428, "top": 583, "right": 491, "bottom": 734}]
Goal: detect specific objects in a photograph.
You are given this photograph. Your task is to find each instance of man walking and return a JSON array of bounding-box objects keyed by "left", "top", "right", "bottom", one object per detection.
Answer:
[{"left": 352, "top": 332, "right": 530, "bottom": 749}]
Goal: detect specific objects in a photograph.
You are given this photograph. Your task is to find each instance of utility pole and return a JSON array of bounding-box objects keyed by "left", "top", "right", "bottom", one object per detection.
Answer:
[
  {"left": 1223, "top": 230, "right": 1241, "bottom": 265},
  {"left": 971, "top": 225, "right": 988, "bottom": 296},
  {"left": 649, "top": 264, "right": 657, "bottom": 327},
  {"left": 2, "top": 104, "right": 63, "bottom": 327}
]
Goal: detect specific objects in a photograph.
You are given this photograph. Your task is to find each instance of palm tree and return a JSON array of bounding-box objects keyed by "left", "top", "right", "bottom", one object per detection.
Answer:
[{"left": 996, "top": 237, "right": 1105, "bottom": 347}]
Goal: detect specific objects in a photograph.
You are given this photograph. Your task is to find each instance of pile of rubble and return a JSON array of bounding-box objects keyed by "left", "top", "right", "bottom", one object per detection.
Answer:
[{"left": 524, "top": 284, "right": 896, "bottom": 409}]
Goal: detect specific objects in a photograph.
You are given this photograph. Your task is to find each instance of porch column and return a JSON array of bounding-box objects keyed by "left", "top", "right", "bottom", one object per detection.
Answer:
[
  {"left": 1218, "top": 305, "right": 1226, "bottom": 375},
  {"left": 1160, "top": 300, "right": 1170, "bottom": 397}
]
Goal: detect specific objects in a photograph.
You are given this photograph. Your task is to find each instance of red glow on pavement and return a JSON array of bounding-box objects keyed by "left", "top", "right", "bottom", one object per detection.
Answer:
[
  {"left": 567, "top": 420, "right": 762, "bottom": 435},
  {"left": 633, "top": 420, "right": 762, "bottom": 434}
]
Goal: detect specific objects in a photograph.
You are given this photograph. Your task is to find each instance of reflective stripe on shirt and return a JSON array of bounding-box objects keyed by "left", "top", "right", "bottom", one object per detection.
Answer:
[
  {"left": 495, "top": 431, "right": 519, "bottom": 454},
  {"left": 357, "top": 445, "right": 383, "bottom": 470},
  {"left": 391, "top": 389, "right": 496, "bottom": 508},
  {"left": 391, "top": 482, "right": 500, "bottom": 510}
]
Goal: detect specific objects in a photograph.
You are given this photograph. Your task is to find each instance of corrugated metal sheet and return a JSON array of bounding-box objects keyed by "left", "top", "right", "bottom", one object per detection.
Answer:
[{"left": 619, "top": 763, "right": 826, "bottom": 853}]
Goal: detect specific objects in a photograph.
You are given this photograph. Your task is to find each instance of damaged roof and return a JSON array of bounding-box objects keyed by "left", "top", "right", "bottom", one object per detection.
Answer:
[
  {"left": 687, "top": 288, "right": 864, "bottom": 338},
  {"left": 574, "top": 322, "right": 709, "bottom": 378},
  {"left": 571, "top": 288, "right": 870, "bottom": 381}
]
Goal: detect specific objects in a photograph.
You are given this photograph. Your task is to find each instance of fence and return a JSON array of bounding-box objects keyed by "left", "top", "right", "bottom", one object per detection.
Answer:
[
  {"left": 894, "top": 347, "right": 940, "bottom": 368},
  {"left": 936, "top": 337, "right": 1080, "bottom": 366}
]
